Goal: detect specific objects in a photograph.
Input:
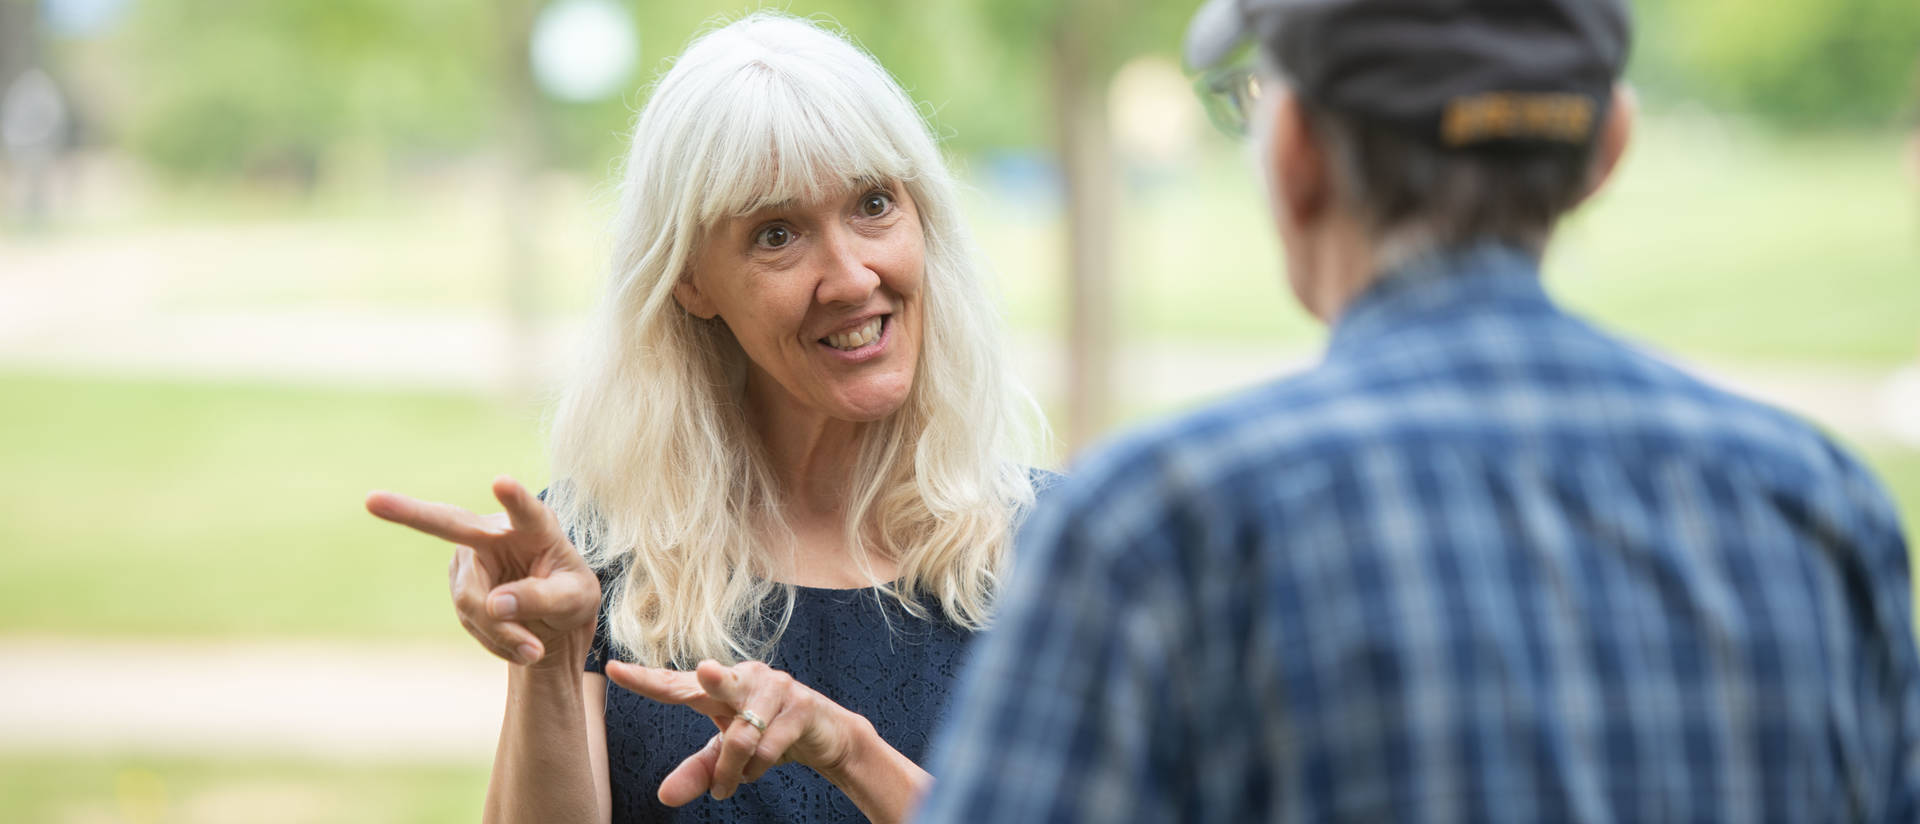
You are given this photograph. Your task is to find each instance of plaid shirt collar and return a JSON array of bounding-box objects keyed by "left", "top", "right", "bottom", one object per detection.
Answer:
[{"left": 1327, "top": 241, "right": 1549, "bottom": 361}]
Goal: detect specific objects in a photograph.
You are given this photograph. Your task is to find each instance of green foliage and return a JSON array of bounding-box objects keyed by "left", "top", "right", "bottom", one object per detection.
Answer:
[
  {"left": 837, "top": 0, "right": 1051, "bottom": 150},
  {"left": 546, "top": 1, "right": 1065, "bottom": 163},
  {"left": 115, "top": 0, "right": 495, "bottom": 181},
  {"left": 0, "top": 372, "right": 545, "bottom": 639},
  {"left": 978, "top": 0, "right": 1190, "bottom": 79},
  {"left": 94, "top": 0, "right": 1182, "bottom": 180},
  {"left": 73, "top": 0, "right": 1920, "bottom": 182},
  {"left": 1636, "top": 0, "right": 1920, "bottom": 128}
]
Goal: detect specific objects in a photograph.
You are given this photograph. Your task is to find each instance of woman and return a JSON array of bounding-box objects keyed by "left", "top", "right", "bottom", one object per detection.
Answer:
[{"left": 365, "top": 13, "right": 1044, "bottom": 823}]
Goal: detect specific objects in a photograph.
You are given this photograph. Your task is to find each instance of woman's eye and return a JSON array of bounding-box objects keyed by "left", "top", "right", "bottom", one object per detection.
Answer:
[
  {"left": 859, "top": 192, "right": 892, "bottom": 218},
  {"left": 755, "top": 225, "right": 793, "bottom": 248}
]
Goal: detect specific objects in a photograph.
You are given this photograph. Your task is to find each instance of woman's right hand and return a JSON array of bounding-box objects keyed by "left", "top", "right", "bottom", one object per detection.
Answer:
[{"left": 365, "top": 476, "right": 601, "bottom": 668}]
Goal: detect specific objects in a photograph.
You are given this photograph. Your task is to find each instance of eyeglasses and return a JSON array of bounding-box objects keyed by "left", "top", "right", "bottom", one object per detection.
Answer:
[{"left": 1195, "top": 66, "right": 1265, "bottom": 137}]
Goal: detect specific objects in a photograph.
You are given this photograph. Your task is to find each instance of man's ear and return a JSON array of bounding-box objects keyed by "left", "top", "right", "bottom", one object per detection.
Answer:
[
  {"left": 1575, "top": 84, "right": 1636, "bottom": 208},
  {"left": 672, "top": 277, "right": 718, "bottom": 320},
  {"left": 1265, "top": 90, "right": 1334, "bottom": 230}
]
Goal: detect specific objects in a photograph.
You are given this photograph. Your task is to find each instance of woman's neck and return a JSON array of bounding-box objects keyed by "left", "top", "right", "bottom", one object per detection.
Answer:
[
  {"left": 749, "top": 394, "right": 862, "bottom": 519},
  {"left": 743, "top": 378, "right": 901, "bottom": 588},
  {"left": 754, "top": 434, "right": 900, "bottom": 588}
]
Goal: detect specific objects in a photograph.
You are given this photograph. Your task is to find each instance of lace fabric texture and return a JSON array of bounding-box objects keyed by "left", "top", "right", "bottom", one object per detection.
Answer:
[{"left": 586, "top": 580, "right": 975, "bottom": 823}]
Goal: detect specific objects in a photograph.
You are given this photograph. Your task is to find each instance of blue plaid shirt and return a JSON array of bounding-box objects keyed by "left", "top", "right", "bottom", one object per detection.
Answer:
[{"left": 919, "top": 244, "right": 1919, "bottom": 823}]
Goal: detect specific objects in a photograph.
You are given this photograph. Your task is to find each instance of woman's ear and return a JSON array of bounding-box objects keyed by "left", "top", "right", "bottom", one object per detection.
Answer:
[
  {"left": 673, "top": 278, "right": 718, "bottom": 320},
  {"left": 1575, "top": 84, "right": 1637, "bottom": 208}
]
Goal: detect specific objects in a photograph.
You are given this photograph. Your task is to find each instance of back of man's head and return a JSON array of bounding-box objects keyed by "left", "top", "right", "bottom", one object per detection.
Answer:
[{"left": 1187, "top": 0, "right": 1633, "bottom": 268}]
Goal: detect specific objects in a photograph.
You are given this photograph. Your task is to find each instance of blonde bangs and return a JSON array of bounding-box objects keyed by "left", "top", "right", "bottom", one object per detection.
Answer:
[{"left": 673, "top": 31, "right": 917, "bottom": 226}]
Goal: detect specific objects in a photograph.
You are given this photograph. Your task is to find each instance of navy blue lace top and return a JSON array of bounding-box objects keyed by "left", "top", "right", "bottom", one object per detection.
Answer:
[{"left": 584, "top": 577, "right": 975, "bottom": 823}]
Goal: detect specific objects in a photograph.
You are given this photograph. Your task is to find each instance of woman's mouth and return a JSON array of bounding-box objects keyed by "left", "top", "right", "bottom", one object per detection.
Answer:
[{"left": 821, "top": 315, "right": 886, "bottom": 352}]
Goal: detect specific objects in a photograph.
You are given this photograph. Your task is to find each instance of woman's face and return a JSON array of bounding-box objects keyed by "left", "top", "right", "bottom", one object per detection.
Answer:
[{"left": 677, "top": 180, "right": 926, "bottom": 423}]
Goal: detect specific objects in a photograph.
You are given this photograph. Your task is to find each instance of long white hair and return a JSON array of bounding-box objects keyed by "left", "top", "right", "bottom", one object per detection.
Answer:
[{"left": 545, "top": 12, "right": 1042, "bottom": 668}]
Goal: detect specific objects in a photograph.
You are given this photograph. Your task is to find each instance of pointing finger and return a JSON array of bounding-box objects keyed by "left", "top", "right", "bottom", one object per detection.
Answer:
[
  {"left": 606, "top": 662, "right": 732, "bottom": 718},
  {"left": 606, "top": 661, "right": 702, "bottom": 702},
  {"left": 366, "top": 491, "right": 496, "bottom": 546}
]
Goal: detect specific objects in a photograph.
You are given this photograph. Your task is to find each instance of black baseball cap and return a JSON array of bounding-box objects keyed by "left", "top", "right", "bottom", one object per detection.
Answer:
[{"left": 1185, "top": 0, "right": 1632, "bottom": 149}]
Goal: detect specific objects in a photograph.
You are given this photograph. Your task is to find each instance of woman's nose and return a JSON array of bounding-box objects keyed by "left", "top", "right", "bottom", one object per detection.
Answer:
[{"left": 814, "top": 231, "right": 881, "bottom": 306}]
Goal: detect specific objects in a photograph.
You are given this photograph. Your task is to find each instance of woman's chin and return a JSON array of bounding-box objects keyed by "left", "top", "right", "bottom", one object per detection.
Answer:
[
  {"left": 824, "top": 377, "right": 914, "bottom": 423},
  {"left": 830, "top": 395, "right": 908, "bottom": 423}
]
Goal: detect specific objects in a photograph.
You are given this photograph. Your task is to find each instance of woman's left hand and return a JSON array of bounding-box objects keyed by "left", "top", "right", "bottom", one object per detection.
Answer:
[{"left": 606, "top": 659, "right": 878, "bottom": 805}]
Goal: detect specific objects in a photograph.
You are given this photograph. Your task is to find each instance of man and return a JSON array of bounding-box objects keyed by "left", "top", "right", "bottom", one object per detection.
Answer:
[{"left": 918, "top": 0, "right": 1919, "bottom": 821}]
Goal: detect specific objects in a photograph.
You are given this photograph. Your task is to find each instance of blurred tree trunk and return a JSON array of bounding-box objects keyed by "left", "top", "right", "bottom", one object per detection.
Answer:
[
  {"left": 498, "top": 0, "right": 541, "bottom": 400},
  {"left": 0, "top": 0, "right": 44, "bottom": 228},
  {"left": 1050, "top": 10, "right": 1116, "bottom": 453},
  {"left": 0, "top": 1, "right": 32, "bottom": 84},
  {"left": 987, "top": 0, "right": 1188, "bottom": 453}
]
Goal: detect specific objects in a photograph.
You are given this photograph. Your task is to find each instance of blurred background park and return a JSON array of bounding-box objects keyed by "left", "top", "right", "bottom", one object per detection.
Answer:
[{"left": 1, "top": 0, "right": 1917, "bottom": 820}]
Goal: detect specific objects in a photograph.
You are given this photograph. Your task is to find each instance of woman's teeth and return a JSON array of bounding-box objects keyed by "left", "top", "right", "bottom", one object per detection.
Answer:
[{"left": 825, "top": 317, "right": 883, "bottom": 351}]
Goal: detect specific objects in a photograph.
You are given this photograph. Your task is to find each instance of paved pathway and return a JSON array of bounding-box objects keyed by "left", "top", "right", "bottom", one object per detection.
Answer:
[
  {"left": 0, "top": 300, "right": 1910, "bottom": 448},
  {"left": 0, "top": 638, "right": 504, "bottom": 762}
]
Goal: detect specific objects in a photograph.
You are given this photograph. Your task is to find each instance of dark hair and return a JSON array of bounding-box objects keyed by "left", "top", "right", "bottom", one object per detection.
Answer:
[{"left": 1301, "top": 103, "right": 1598, "bottom": 255}]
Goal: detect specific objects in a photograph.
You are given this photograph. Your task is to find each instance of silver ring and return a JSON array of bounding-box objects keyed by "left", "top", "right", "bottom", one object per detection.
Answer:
[{"left": 739, "top": 709, "right": 769, "bottom": 732}]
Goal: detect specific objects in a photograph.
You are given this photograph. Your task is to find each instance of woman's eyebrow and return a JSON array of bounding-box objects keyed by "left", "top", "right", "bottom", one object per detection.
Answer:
[
  {"left": 738, "top": 199, "right": 796, "bottom": 218},
  {"left": 735, "top": 178, "right": 891, "bottom": 219}
]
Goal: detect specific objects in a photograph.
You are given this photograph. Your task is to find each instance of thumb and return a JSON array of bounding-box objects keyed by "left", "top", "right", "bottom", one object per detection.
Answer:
[
  {"left": 486, "top": 571, "right": 598, "bottom": 624},
  {"left": 658, "top": 735, "right": 721, "bottom": 807},
  {"left": 492, "top": 475, "right": 562, "bottom": 541}
]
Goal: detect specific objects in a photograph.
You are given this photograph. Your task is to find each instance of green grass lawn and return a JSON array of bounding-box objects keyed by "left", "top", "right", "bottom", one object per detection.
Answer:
[
  {"left": 0, "top": 754, "right": 486, "bottom": 824},
  {"left": 0, "top": 371, "right": 546, "bottom": 640},
  {"left": 3, "top": 370, "right": 1917, "bottom": 640},
  {"left": 1549, "top": 122, "right": 1920, "bottom": 367}
]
